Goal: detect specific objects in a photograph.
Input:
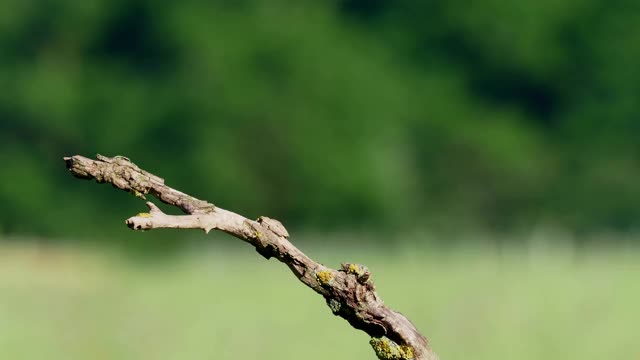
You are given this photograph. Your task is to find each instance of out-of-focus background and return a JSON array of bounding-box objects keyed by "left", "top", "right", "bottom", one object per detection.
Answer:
[{"left": 1, "top": 1, "right": 639, "bottom": 359}]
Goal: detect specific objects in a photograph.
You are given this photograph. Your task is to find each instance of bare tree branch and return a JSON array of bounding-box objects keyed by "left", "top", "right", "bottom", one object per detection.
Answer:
[{"left": 63, "top": 154, "right": 439, "bottom": 360}]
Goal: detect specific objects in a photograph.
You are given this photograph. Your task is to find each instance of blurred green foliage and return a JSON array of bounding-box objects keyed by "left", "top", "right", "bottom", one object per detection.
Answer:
[{"left": 1, "top": 0, "right": 639, "bottom": 240}]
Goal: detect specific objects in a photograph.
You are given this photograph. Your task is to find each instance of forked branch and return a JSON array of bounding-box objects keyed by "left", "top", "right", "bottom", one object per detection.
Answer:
[{"left": 63, "top": 154, "right": 438, "bottom": 360}]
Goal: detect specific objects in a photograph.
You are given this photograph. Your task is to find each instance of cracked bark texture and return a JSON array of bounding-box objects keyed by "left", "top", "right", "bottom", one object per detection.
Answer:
[{"left": 64, "top": 154, "right": 439, "bottom": 360}]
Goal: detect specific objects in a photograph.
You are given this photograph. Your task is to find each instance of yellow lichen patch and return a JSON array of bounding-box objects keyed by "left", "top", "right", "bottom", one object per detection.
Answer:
[
  {"left": 400, "top": 345, "right": 414, "bottom": 359},
  {"left": 348, "top": 263, "right": 360, "bottom": 274},
  {"left": 345, "top": 263, "right": 371, "bottom": 284},
  {"left": 136, "top": 212, "right": 152, "bottom": 218},
  {"left": 370, "top": 337, "right": 415, "bottom": 360},
  {"left": 133, "top": 190, "right": 146, "bottom": 199},
  {"left": 316, "top": 270, "right": 334, "bottom": 285}
]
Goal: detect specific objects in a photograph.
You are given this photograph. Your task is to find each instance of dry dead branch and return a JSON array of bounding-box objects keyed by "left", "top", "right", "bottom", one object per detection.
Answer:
[{"left": 63, "top": 154, "right": 438, "bottom": 360}]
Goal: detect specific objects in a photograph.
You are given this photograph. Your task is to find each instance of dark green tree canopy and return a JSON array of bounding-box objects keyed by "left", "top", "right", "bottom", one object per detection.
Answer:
[{"left": 1, "top": 0, "right": 639, "bottom": 241}]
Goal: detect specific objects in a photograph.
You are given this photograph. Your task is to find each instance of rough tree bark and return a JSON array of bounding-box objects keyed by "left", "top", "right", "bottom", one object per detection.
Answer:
[{"left": 63, "top": 154, "right": 439, "bottom": 360}]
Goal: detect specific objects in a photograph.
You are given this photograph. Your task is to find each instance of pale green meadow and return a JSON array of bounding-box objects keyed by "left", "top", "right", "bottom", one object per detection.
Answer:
[{"left": 0, "top": 236, "right": 638, "bottom": 360}]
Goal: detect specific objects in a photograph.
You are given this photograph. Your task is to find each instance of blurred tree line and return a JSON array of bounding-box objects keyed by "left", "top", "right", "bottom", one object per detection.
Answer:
[{"left": 1, "top": 0, "right": 639, "bottom": 242}]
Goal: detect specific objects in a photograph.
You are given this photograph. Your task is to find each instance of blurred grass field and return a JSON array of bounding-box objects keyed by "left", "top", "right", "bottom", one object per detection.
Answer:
[{"left": 0, "top": 237, "right": 638, "bottom": 360}]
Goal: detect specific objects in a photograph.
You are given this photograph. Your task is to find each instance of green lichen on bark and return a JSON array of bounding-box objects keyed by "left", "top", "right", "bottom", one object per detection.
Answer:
[
  {"left": 370, "top": 337, "right": 415, "bottom": 360},
  {"left": 327, "top": 298, "right": 342, "bottom": 314}
]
